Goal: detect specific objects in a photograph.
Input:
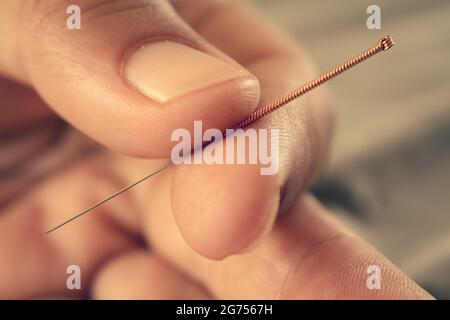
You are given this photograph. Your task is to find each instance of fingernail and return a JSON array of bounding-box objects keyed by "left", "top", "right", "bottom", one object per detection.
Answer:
[{"left": 124, "top": 41, "right": 253, "bottom": 103}]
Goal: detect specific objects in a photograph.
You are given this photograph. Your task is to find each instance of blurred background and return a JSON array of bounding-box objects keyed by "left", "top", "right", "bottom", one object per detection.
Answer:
[{"left": 250, "top": 0, "right": 450, "bottom": 298}]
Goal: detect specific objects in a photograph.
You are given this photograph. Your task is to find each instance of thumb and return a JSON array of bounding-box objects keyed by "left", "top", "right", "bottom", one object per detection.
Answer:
[{"left": 0, "top": 0, "right": 260, "bottom": 157}]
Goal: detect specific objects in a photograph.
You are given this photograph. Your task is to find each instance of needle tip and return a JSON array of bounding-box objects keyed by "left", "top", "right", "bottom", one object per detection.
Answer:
[{"left": 380, "top": 35, "right": 394, "bottom": 51}]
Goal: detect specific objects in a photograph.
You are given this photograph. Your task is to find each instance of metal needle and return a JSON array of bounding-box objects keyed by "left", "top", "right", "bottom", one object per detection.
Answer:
[{"left": 46, "top": 36, "right": 394, "bottom": 234}]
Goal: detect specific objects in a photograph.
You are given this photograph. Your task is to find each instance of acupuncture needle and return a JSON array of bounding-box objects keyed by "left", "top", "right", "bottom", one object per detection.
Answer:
[{"left": 46, "top": 35, "right": 394, "bottom": 234}]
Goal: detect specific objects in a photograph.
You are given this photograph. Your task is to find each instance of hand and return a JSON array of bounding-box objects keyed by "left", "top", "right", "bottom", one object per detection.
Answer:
[{"left": 0, "top": 0, "right": 432, "bottom": 299}]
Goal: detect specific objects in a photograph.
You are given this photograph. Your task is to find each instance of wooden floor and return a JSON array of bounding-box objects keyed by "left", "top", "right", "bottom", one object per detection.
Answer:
[{"left": 251, "top": 0, "right": 450, "bottom": 298}]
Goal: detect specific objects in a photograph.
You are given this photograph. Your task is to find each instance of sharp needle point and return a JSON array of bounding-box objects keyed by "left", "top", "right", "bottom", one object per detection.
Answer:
[{"left": 46, "top": 163, "right": 171, "bottom": 234}]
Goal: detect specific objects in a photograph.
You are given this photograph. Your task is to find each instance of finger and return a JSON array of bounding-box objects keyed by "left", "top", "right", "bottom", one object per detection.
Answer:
[
  {"left": 137, "top": 175, "right": 433, "bottom": 299},
  {"left": 0, "top": 152, "right": 137, "bottom": 299},
  {"left": 0, "top": 0, "right": 260, "bottom": 157},
  {"left": 92, "top": 249, "right": 211, "bottom": 299},
  {"left": 170, "top": 0, "right": 333, "bottom": 258}
]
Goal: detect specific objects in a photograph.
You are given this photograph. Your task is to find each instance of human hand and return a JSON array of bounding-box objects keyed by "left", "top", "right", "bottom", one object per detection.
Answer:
[{"left": 0, "top": 0, "right": 432, "bottom": 299}]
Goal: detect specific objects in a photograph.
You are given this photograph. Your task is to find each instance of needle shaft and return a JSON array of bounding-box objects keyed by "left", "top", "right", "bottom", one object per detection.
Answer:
[{"left": 46, "top": 163, "right": 170, "bottom": 234}]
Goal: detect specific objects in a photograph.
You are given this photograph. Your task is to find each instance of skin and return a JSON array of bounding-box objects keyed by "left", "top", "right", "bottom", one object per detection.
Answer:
[{"left": 0, "top": 0, "right": 433, "bottom": 299}]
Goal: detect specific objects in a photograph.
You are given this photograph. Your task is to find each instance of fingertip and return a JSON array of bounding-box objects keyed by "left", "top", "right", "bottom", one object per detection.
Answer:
[{"left": 171, "top": 163, "right": 280, "bottom": 260}]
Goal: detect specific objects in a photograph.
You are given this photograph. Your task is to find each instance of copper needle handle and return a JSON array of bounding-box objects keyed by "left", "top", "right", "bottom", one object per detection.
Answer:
[
  {"left": 46, "top": 36, "right": 394, "bottom": 234},
  {"left": 234, "top": 35, "right": 394, "bottom": 129}
]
